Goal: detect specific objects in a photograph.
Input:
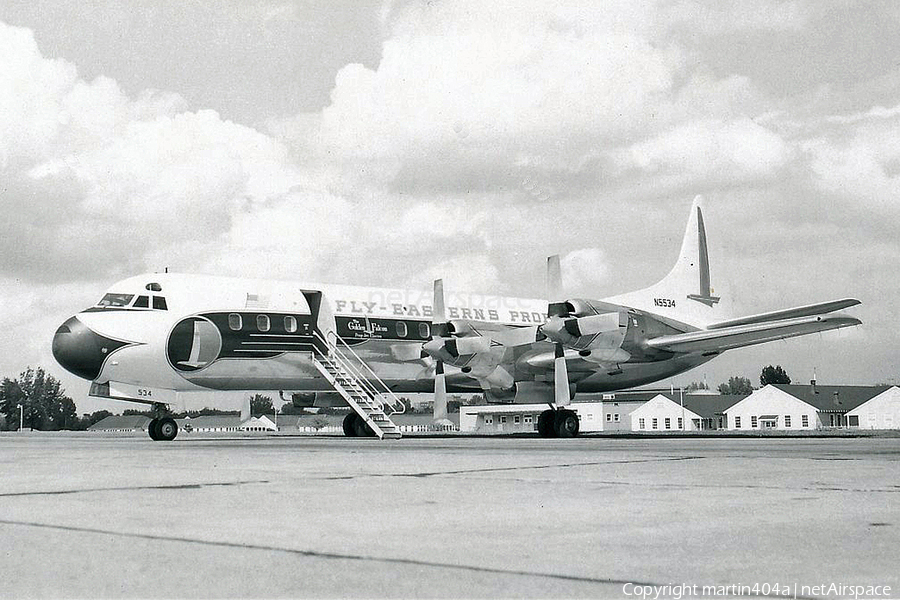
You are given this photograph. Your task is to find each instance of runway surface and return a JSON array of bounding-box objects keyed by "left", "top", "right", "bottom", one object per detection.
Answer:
[{"left": 1, "top": 433, "right": 898, "bottom": 598}]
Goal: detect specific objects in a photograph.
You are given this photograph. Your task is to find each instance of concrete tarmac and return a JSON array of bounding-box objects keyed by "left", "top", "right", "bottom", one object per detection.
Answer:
[{"left": 1, "top": 432, "right": 898, "bottom": 599}]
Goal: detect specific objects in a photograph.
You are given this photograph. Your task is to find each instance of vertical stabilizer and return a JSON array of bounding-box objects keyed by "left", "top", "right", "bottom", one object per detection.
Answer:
[{"left": 604, "top": 195, "right": 732, "bottom": 329}]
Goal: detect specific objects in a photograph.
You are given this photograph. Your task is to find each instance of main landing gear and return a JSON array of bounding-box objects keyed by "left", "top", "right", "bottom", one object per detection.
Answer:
[
  {"left": 148, "top": 404, "right": 178, "bottom": 441},
  {"left": 537, "top": 408, "right": 580, "bottom": 438},
  {"left": 342, "top": 412, "right": 375, "bottom": 437}
]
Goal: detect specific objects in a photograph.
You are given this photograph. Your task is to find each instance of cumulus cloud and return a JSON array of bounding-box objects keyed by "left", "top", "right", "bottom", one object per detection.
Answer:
[
  {"left": 559, "top": 248, "right": 610, "bottom": 297},
  {"left": 0, "top": 20, "right": 306, "bottom": 282},
  {"left": 614, "top": 118, "right": 791, "bottom": 192},
  {"left": 2, "top": 1, "right": 899, "bottom": 404}
]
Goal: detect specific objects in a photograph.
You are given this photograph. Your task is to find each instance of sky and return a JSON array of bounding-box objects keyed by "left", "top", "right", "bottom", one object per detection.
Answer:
[{"left": 1, "top": 0, "right": 898, "bottom": 414}]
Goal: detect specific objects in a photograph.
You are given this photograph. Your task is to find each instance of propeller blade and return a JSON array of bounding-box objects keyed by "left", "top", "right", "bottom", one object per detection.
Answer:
[
  {"left": 432, "top": 278, "right": 450, "bottom": 337},
  {"left": 490, "top": 324, "right": 541, "bottom": 347},
  {"left": 451, "top": 336, "right": 492, "bottom": 356},
  {"left": 433, "top": 360, "right": 449, "bottom": 423},
  {"left": 547, "top": 255, "right": 568, "bottom": 318},
  {"left": 554, "top": 343, "right": 571, "bottom": 407}
]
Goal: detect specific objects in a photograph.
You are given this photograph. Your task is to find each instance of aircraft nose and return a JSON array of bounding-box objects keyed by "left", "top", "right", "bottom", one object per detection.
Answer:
[{"left": 52, "top": 316, "right": 127, "bottom": 381}]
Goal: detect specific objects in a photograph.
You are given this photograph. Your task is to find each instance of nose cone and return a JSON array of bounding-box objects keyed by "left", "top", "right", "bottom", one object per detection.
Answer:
[{"left": 52, "top": 316, "right": 128, "bottom": 381}]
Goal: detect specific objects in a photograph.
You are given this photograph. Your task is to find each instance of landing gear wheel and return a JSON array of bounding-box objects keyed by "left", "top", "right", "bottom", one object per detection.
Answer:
[
  {"left": 555, "top": 409, "right": 579, "bottom": 438},
  {"left": 148, "top": 418, "right": 160, "bottom": 441},
  {"left": 353, "top": 416, "right": 376, "bottom": 437},
  {"left": 156, "top": 417, "right": 178, "bottom": 441},
  {"left": 537, "top": 409, "right": 557, "bottom": 438},
  {"left": 342, "top": 413, "right": 358, "bottom": 437}
]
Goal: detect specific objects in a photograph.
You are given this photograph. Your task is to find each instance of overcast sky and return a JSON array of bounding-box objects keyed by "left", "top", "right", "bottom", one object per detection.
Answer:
[{"left": 1, "top": 1, "right": 898, "bottom": 413}]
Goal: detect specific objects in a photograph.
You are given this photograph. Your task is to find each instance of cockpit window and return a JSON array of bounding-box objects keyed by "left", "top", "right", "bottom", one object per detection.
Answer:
[
  {"left": 134, "top": 296, "right": 149, "bottom": 308},
  {"left": 152, "top": 296, "right": 168, "bottom": 311},
  {"left": 145, "top": 282, "right": 162, "bottom": 292},
  {"left": 97, "top": 293, "right": 134, "bottom": 307}
]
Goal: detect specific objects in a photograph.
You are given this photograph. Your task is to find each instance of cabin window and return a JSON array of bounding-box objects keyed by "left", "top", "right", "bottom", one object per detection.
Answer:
[
  {"left": 257, "top": 314, "right": 270, "bottom": 332},
  {"left": 145, "top": 282, "right": 162, "bottom": 292},
  {"left": 652, "top": 418, "right": 658, "bottom": 430},
  {"left": 284, "top": 316, "right": 297, "bottom": 333},
  {"left": 677, "top": 417, "right": 683, "bottom": 429},
  {"left": 228, "top": 313, "right": 242, "bottom": 331},
  {"left": 665, "top": 418, "right": 671, "bottom": 430},
  {"left": 134, "top": 296, "right": 149, "bottom": 308},
  {"left": 639, "top": 418, "right": 645, "bottom": 430},
  {"left": 419, "top": 322, "right": 430, "bottom": 338},
  {"left": 751, "top": 415, "right": 758, "bottom": 428},
  {"left": 785, "top": 415, "right": 792, "bottom": 428},
  {"left": 802, "top": 415, "right": 809, "bottom": 427},
  {"left": 97, "top": 293, "right": 134, "bottom": 307},
  {"left": 735, "top": 416, "right": 741, "bottom": 428},
  {"left": 152, "top": 296, "right": 168, "bottom": 310},
  {"left": 396, "top": 321, "right": 408, "bottom": 338}
]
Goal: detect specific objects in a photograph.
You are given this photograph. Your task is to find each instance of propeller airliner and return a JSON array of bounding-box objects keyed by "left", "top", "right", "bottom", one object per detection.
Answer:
[{"left": 53, "top": 196, "right": 861, "bottom": 440}]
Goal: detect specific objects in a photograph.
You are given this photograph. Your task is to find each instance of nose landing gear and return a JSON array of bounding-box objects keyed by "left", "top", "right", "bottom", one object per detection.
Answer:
[{"left": 148, "top": 404, "right": 178, "bottom": 441}]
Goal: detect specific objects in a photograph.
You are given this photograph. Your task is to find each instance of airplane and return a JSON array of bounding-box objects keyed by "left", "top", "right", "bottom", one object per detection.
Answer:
[{"left": 52, "top": 196, "right": 862, "bottom": 440}]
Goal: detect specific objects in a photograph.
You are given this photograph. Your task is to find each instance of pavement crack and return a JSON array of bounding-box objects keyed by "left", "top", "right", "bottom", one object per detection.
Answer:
[
  {"left": 0, "top": 518, "right": 812, "bottom": 597},
  {"left": 322, "top": 456, "right": 704, "bottom": 480},
  {"left": 0, "top": 480, "right": 270, "bottom": 498}
]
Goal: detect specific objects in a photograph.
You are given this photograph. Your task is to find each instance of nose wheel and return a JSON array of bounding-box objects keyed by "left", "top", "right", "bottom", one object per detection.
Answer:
[{"left": 148, "top": 415, "right": 178, "bottom": 441}]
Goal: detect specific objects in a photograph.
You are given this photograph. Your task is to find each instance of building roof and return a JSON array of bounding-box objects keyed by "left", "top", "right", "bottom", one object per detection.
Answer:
[
  {"left": 182, "top": 416, "right": 241, "bottom": 428},
  {"left": 88, "top": 415, "right": 151, "bottom": 430},
  {"left": 576, "top": 390, "right": 673, "bottom": 404},
  {"left": 677, "top": 394, "right": 746, "bottom": 418},
  {"left": 771, "top": 384, "right": 890, "bottom": 412}
]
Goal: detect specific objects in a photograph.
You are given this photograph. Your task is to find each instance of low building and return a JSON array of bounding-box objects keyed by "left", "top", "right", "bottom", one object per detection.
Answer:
[
  {"left": 681, "top": 394, "right": 744, "bottom": 430},
  {"left": 459, "top": 402, "right": 604, "bottom": 433},
  {"left": 180, "top": 416, "right": 242, "bottom": 433},
  {"left": 88, "top": 415, "right": 151, "bottom": 432},
  {"left": 723, "top": 384, "right": 890, "bottom": 430},
  {"left": 846, "top": 386, "right": 900, "bottom": 429},
  {"left": 630, "top": 394, "right": 703, "bottom": 432},
  {"left": 241, "top": 415, "right": 277, "bottom": 432}
]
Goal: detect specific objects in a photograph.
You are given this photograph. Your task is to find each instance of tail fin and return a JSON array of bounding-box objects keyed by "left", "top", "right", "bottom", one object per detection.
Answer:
[{"left": 604, "top": 195, "right": 732, "bottom": 328}]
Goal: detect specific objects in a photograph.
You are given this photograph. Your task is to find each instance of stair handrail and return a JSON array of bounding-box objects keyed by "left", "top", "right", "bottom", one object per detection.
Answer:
[
  {"left": 312, "top": 330, "right": 406, "bottom": 415},
  {"left": 314, "top": 344, "right": 384, "bottom": 411}
]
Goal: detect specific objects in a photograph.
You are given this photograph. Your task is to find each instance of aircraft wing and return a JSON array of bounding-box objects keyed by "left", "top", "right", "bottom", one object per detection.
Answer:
[
  {"left": 706, "top": 298, "right": 860, "bottom": 329},
  {"left": 645, "top": 313, "right": 861, "bottom": 354}
]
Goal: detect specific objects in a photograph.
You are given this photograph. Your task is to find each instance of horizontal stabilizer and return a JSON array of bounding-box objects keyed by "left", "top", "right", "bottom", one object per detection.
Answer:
[
  {"left": 646, "top": 313, "right": 861, "bottom": 353},
  {"left": 707, "top": 298, "right": 860, "bottom": 330}
]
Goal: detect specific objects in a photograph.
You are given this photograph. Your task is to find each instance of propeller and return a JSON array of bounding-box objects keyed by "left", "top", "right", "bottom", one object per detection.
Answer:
[
  {"left": 433, "top": 360, "right": 449, "bottom": 423},
  {"left": 546, "top": 255, "right": 571, "bottom": 407},
  {"left": 429, "top": 279, "right": 453, "bottom": 426}
]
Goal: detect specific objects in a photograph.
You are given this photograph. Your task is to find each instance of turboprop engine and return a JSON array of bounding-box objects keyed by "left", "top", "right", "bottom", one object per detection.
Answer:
[{"left": 541, "top": 300, "right": 631, "bottom": 362}]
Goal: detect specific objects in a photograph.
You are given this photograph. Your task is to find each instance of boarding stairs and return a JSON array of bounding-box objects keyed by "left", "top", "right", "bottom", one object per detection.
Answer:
[{"left": 311, "top": 330, "right": 404, "bottom": 439}]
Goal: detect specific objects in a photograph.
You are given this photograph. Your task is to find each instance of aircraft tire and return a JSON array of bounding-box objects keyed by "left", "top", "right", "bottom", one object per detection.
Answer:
[
  {"left": 342, "top": 413, "right": 358, "bottom": 437},
  {"left": 555, "top": 410, "right": 579, "bottom": 438},
  {"left": 537, "top": 410, "right": 557, "bottom": 438},
  {"left": 353, "top": 417, "right": 375, "bottom": 437},
  {"left": 148, "top": 418, "right": 160, "bottom": 441},
  {"left": 157, "top": 417, "right": 178, "bottom": 441}
]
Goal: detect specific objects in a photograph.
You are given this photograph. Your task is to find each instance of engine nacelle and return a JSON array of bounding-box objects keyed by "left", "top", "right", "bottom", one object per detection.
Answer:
[
  {"left": 541, "top": 311, "right": 627, "bottom": 351},
  {"left": 484, "top": 381, "right": 574, "bottom": 405}
]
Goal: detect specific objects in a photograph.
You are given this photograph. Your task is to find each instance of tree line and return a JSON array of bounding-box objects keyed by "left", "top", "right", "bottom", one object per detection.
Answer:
[{"left": 1, "top": 363, "right": 797, "bottom": 430}]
